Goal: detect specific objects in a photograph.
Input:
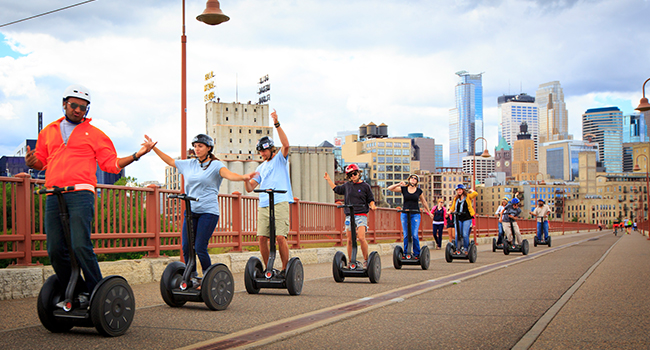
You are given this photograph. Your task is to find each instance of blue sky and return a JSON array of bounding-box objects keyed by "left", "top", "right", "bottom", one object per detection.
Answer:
[{"left": 1, "top": 0, "right": 649, "bottom": 183}]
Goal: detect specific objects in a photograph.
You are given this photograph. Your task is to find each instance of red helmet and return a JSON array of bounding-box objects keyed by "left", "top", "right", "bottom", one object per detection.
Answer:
[{"left": 345, "top": 164, "right": 360, "bottom": 174}]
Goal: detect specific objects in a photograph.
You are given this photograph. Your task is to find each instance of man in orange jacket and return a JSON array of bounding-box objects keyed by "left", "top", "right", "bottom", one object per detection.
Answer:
[{"left": 25, "top": 84, "right": 156, "bottom": 294}]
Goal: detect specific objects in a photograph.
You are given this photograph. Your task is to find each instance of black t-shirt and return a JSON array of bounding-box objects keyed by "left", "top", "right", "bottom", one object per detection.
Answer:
[
  {"left": 401, "top": 186, "right": 422, "bottom": 210},
  {"left": 333, "top": 181, "right": 375, "bottom": 215}
]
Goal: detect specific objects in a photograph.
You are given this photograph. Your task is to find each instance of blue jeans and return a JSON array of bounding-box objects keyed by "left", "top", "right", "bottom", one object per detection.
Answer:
[
  {"left": 455, "top": 218, "right": 472, "bottom": 251},
  {"left": 45, "top": 190, "right": 102, "bottom": 292},
  {"left": 432, "top": 223, "right": 444, "bottom": 248},
  {"left": 537, "top": 221, "right": 549, "bottom": 240},
  {"left": 497, "top": 222, "right": 504, "bottom": 244},
  {"left": 401, "top": 212, "right": 421, "bottom": 256},
  {"left": 182, "top": 213, "right": 219, "bottom": 275}
]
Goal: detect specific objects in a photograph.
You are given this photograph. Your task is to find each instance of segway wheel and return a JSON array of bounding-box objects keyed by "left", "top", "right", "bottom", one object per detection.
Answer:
[
  {"left": 492, "top": 238, "right": 497, "bottom": 252},
  {"left": 534, "top": 236, "right": 538, "bottom": 247},
  {"left": 522, "top": 239, "right": 529, "bottom": 255},
  {"left": 244, "top": 257, "right": 263, "bottom": 294},
  {"left": 420, "top": 246, "right": 430, "bottom": 270},
  {"left": 445, "top": 243, "right": 454, "bottom": 263},
  {"left": 503, "top": 242, "right": 510, "bottom": 255},
  {"left": 90, "top": 277, "right": 135, "bottom": 337},
  {"left": 37, "top": 275, "right": 74, "bottom": 333},
  {"left": 286, "top": 258, "right": 304, "bottom": 296},
  {"left": 367, "top": 252, "right": 381, "bottom": 283},
  {"left": 160, "top": 261, "right": 187, "bottom": 307},
  {"left": 393, "top": 246, "right": 403, "bottom": 269},
  {"left": 548, "top": 236, "right": 552, "bottom": 247},
  {"left": 468, "top": 243, "right": 477, "bottom": 263},
  {"left": 332, "top": 251, "right": 347, "bottom": 283},
  {"left": 202, "top": 264, "right": 234, "bottom": 311}
]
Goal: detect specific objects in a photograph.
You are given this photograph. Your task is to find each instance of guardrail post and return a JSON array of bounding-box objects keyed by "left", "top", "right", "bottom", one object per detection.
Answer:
[
  {"left": 334, "top": 205, "right": 343, "bottom": 246},
  {"left": 145, "top": 184, "right": 160, "bottom": 258},
  {"left": 369, "top": 209, "right": 377, "bottom": 244},
  {"left": 232, "top": 192, "right": 243, "bottom": 252},
  {"left": 15, "top": 173, "right": 32, "bottom": 265},
  {"left": 291, "top": 198, "right": 301, "bottom": 249}
]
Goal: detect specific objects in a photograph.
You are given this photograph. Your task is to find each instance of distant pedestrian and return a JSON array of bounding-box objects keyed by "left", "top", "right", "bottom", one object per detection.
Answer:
[{"left": 431, "top": 199, "right": 447, "bottom": 250}]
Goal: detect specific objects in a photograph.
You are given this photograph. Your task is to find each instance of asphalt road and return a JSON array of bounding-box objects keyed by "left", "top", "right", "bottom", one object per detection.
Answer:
[{"left": 1, "top": 230, "right": 648, "bottom": 349}]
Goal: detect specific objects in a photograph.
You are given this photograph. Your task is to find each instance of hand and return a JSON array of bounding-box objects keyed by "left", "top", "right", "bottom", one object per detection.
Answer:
[
  {"left": 138, "top": 135, "right": 158, "bottom": 158},
  {"left": 243, "top": 172, "right": 259, "bottom": 181},
  {"left": 398, "top": 181, "right": 406, "bottom": 187},
  {"left": 370, "top": 203, "right": 377, "bottom": 211},
  {"left": 271, "top": 109, "right": 278, "bottom": 124},
  {"left": 324, "top": 172, "right": 331, "bottom": 181},
  {"left": 25, "top": 145, "right": 38, "bottom": 168},
  {"left": 427, "top": 212, "right": 434, "bottom": 219}
]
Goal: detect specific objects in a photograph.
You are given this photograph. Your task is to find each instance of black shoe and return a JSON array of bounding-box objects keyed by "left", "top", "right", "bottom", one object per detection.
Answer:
[
  {"left": 277, "top": 270, "right": 286, "bottom": 279},
  {"left": 78, "top": 292, "right": 90, "bottom": 309}
]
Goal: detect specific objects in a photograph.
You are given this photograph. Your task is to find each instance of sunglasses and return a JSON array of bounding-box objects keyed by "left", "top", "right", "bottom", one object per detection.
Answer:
[
  {"left": 348, "top": 171, "right": 359, "bottom": 176},
  {"left": 67, "top": 101, "right": 88, "bottom": 112}
]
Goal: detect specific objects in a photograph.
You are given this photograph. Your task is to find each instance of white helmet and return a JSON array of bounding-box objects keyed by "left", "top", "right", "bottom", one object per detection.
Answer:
[{"left": 63, "top": 84, "right": 91, "bottom": 104}]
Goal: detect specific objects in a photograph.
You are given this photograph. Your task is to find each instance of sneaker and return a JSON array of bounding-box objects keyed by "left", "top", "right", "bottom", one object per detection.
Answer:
[
  {"left": 277, "top": 270, "right": 286, "bottom": 279},
  {"left": 362, "top": 260, "right": 368, "bottom": 269},
  {"left": 78, "top": 292, "right": 90, "bottom": 309}
]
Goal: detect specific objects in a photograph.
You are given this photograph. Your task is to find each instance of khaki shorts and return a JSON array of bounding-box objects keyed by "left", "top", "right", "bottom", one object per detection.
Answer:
[{"left": 257, "top": 201, "right": 290, "bottom": 237}]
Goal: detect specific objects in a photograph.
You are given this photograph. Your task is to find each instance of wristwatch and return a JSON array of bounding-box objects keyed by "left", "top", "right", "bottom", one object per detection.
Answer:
[{"left": 132, "top": 152, "right": 140, "bottom": 161}]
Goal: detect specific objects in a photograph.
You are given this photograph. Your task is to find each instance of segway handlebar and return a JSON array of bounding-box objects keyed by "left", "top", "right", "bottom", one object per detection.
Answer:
[
  {"left": 254, "top": 188, "right": 287, "bottom": 194},
  {"left": 168, "top": 194, "right": 198, "bottom": 201},
  {"left": 34, "top": 186, "right": 76, "bottom": 195},
  {"left": 336, "top": 204, "right": 365, "bottom": 209}
]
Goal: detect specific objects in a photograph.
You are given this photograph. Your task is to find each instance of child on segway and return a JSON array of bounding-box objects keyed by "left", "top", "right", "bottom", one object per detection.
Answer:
[{"left": 324, "top": 164, "right": 376, "bottom": 268}]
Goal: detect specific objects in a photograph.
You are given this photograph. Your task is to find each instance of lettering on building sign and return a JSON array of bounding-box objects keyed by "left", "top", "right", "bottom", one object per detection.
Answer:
[
  {"left": 204, "top": 71, "right": 216, "bottom": 103},
  {"left": 258, "top": 74, "right": 270, "bottom": 104}
]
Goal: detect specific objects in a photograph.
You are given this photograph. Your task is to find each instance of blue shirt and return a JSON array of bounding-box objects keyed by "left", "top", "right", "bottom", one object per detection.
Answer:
[
  {"left": 176, "top": 158, "right": 225, "bottom": 215},
  {"left": 253, "top": 151, "right": 294, "bottom": 207}
]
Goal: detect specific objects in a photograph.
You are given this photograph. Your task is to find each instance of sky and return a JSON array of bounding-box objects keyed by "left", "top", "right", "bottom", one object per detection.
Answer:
[{"left": 1, "top": 0, "right": 649, "bottom": 184}]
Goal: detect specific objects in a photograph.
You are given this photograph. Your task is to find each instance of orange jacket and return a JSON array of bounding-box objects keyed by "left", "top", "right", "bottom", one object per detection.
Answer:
[{"left": 35, "top": 117, "right": 122, "bottom": 192}]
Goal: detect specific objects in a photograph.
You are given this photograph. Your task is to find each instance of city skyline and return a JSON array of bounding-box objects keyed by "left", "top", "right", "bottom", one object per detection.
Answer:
[{"left": 0, "top": 0, "right": 648, "bottom": 183}]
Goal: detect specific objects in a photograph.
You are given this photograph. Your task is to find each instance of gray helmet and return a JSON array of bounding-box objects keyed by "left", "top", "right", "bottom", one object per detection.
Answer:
[
  {"left": 256, "top": 136, "right": 274, "bottom": 151},
  {"left": 192, "top": 134, "right": 214, "bottom": 152}
]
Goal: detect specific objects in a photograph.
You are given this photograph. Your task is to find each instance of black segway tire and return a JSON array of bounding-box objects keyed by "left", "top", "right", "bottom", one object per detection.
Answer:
[
  {"left": 286, "top": 257, "right": 304, "bottom": 296},
  {"left": 469, "top": 243, "right": 477, "bottom": 263},
  {"left": 445, "top": 243, "right": 454, "bottom": 263},
  {"left": 37, "top": 275, "right": 74, "bottom": 333},
  {"left": 522, "top": 239, "right": 529, "bottom": 255},
  {"left": 332, "top": 251, "right": 347, "bottom": 283},
  {"left": 420, "top": 246, "right": 430, "bottom": 270},
  {"left": 492, "top": 238, "right": 497, "bottom": 252},
  {"left": 534, "top": 236, "right": 538, "bottom": 247},
  {"left": 202, "top": 264, "right": 234, "bottom": 311},
  {"left": 244, "top": 257, "right": 263, "bottom": 294},
  {"left": 367, "top": 252, "right": 381, "bottom": 283},
  {"left": 160, "top": 261, "right": 187, "bottom": 307},
  {"left": 393, "top": 246, "right": 403, "bottom": 269},
  {"left": 548, "top": 236, "right": 552, "bottom": 247},
  {"left": 503, "top": 242, "right": 510, "bottom": 255},
  {"left": 90, "top": 276, "right": 135, "bottom": 337}
]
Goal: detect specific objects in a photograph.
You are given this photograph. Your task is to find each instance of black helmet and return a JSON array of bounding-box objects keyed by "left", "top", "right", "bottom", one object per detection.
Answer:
[
  {"left": 192, "top": 134, "right": 214, "bottom": 151},
  {"left": 256, "top": 136, "right": 274, "bottom": 151}
]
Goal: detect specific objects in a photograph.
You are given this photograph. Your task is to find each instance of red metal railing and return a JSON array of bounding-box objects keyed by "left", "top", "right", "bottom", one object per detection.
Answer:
[{"left": 0, "top": 174, "right": 599, "bottom": 265}]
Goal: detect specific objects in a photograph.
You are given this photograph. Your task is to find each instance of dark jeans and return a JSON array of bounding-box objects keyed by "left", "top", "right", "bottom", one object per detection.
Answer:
[
  {"left": 182, "top": 213, "right": 219, "bottom": 275},
  {"left": 432, "top": 223, "right": 444, "bottom": 248},
  {"left": 45, "top": 190, "right": 102, "bottom": 292}
]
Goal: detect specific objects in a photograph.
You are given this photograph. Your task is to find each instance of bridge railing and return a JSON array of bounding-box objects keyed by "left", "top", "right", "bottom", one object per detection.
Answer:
[{"left": 0, "top": 174, "right": 599, "bottom": 265}]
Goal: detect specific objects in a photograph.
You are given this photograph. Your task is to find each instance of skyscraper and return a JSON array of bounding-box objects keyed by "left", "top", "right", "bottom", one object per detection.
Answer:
[
  {"left": 536, "top": 81, "right": 570, "bottom": 143},
  {"left": 498, "top": 93, "right": 538, "bottom": 158},
  {"left": 449, "top": 71, "right": 484, "bottom": 167},
  {"left": 582, "top": 107, "right": 623, "bottom": 173}
]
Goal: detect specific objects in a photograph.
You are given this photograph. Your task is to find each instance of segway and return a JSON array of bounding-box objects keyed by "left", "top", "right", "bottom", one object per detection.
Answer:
[
  {"left": 503, "top": 220, "right": 529, "bottom": 255},
  {"left": 393, "top": 208, "right": 429, "bottom": 270},
  {"left": 36, "top": 186, "right": 135, "bottom": 337},
  {"left": 244, "top": 189, "right": 303, "bottom": 295},
  {"left": 533, "top": 216, "right": 551, "bottom": 247},
  {"left": 492, "top": 224, "right": 505, "bottom": 252},
  {"left": 332, "top": 204, "right": 381, "bottom": 283},
  {"left": 160, "top": 194, "right": 234, "bottom": 310},
  {"left": 444, "top": 213, "right": 477, "bottom": 263}
]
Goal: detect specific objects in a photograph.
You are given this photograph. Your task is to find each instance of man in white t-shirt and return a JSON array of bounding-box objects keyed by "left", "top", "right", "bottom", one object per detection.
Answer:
[
  {"left": 530, "top": 199, "right": 551, "bottom": 241},
  {"left": 245, "top": 110, "right": 294, "bottom": 276}
]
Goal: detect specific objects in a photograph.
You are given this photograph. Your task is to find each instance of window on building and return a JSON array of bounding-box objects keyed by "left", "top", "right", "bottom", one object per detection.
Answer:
[
  {"left": 386, "top": 157, "right": 393, "bottom": 163},
  {"left": 386, "top": 142, "right": 393, "bottom": 147}
]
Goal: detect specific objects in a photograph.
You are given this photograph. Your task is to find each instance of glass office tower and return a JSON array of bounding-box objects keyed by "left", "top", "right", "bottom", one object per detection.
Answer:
[
  {"left": 449, "top": 71, "right": 484, "bottom": 167},
  {"left": 582, "top": 107, "right": 623, "bottom": 173}
]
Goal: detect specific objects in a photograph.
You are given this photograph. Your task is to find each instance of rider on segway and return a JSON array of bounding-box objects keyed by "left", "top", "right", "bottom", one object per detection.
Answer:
[
  {"left": 502, "top": 196, "right": 523, "bottom": 248},
  {"left": 449, "top": 184, "right": 477, "bottom": 254},
  {"left": 530, "top": 198, "right": 551, "bottom": 243}
]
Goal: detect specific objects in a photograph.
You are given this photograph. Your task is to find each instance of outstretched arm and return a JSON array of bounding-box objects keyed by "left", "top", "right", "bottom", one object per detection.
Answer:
[
  {"left": 117, "top": 134, "right": 157, "bottom": 168},
  {"left": 271, "top": 110, "right": 290, "bottom": 158},
  {"left": 220, "top": 167, "right": 258, "bottom": 182},
  {"left": 324, "top": 172, "right": 336, "bottom": 190}
]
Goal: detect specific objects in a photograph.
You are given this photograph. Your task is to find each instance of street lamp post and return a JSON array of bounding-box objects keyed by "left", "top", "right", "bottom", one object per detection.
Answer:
[
  {"left": 633, "top": 154, "right": 650, "bottom": 239},
  {"left": 472, "top": 137, "right": 490, "bottom": 244},
  {"left": 181, "top": 0, "right": 229, "bottom": 162}
]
